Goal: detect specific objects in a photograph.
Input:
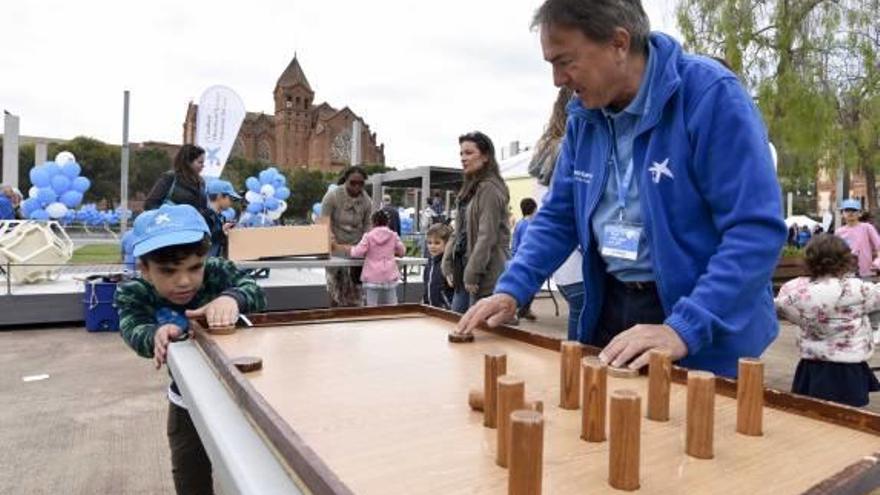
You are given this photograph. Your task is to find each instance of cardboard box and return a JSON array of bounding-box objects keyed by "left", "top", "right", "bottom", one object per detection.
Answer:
[{"left": 227, "top": 224, "right": 330, "bottom": 261}]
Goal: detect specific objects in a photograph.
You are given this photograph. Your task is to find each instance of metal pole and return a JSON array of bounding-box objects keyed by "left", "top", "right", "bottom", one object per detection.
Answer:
[{"left": 120, "top": 91, "right": 130, "bottom": 236}]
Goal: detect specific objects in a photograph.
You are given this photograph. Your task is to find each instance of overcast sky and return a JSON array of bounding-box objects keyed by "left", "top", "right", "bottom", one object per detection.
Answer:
[{"left": 1, "top": 0, "right": 679, "bottom": 169}]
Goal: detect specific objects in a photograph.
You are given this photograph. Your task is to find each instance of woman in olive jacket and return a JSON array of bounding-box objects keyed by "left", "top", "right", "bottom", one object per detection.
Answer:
[{"left": 443, "top": 131, "right": 511, "bottom": 314}]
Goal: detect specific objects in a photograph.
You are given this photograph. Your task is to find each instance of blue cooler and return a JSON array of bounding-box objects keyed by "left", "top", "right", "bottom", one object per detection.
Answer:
[{"left": 83, "top": 274, "right": 126, "bottom": 332}]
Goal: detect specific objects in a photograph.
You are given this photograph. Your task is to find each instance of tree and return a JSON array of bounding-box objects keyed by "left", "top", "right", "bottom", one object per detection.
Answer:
[
  {"left": 221, "top": 156, "right": 265, "bottom": 192},
  {"left": 284, "top": 168, "right": 331, "bottom": 222},
  {"left": 46, "top": 137, "right": 120, "bottom": 205},
  {"left": 130, "top": 148, "right": 171, "bottom": 200},
  {"left": 676, "top": 0, "right": 880, "bottom": 212}
]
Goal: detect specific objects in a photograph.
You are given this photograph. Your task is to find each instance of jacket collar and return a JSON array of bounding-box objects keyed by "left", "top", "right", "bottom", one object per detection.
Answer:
[{"left": 566, "top": 32, "right": 682, "bottom": 135}]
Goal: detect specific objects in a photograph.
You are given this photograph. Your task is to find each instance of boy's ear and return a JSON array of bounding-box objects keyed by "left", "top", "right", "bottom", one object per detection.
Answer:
[{"left": 136, "top": 259, "right": 149, "bottom": 278}]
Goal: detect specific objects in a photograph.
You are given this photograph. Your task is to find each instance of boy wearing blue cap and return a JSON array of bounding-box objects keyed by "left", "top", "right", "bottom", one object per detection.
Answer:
[
  {"left": 206, "top": 179, "right": 241, "bottom": 258},
  {"left": 115, "top": 204, "right": 265, "bottom": 494}
]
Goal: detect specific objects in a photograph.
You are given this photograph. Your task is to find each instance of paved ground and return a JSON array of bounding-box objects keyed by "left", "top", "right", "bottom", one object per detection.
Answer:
[{"left": 1, "top": 297, "right": 878, "bottom": 494}]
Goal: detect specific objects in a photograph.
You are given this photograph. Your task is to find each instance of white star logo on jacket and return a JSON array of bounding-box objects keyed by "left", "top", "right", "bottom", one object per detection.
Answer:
[
  {"left": 648, "top": 158, "right": 674, "bottom": 183},
  {"left": 154, "top": 213, "right": 171, "bottom": 225}
]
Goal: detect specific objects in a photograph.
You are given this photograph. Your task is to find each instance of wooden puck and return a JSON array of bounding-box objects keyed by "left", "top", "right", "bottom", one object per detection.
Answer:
[
  {"left": 608, "top": 366, "right": 639, "bottom": 378},
  {"left": 231, "top": 356, "right": 263, "bottom": 373},
  {"left": 448, "top": 333, "right": 474, "bottom": 343},
  {"left": 208, "top": 325, "right": 236, "bottom": 335}
]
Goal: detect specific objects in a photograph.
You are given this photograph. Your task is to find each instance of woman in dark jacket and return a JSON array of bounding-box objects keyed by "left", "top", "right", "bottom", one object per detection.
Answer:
[
  {"left": 442, "top": 131, "right": 511, "bottom": 314},
  {"left": 144, "top": 144, "right": 222, "bottom": 254}
]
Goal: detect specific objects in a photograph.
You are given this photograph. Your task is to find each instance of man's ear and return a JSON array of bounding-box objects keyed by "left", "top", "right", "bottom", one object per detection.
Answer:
[{"left": 610, "top": 27, "right": 632, "bottom": 60}]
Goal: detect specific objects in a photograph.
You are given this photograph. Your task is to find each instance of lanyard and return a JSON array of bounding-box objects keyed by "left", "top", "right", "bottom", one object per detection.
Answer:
[{"left": 607, "top": 117, "right": 633, "bottom": 221}]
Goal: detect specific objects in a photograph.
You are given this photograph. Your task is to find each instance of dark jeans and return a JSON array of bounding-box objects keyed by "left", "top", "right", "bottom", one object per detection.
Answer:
[
  {"left": 593, "top": 275, "right": 665, "bottom": 348},
  {"left": 451, "top": 290, "right": 491, "bottom": 314},
  {"left": 557, "top": 282, "right": 585, "bottom": 341},
  {"left": 167, "top": 402, "right": 213, "bottom": 495}
]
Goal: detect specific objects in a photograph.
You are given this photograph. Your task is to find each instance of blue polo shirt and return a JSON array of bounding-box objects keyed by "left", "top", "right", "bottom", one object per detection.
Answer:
[{"left": 590, "top": 45, "right": 656, "bottom": 282}]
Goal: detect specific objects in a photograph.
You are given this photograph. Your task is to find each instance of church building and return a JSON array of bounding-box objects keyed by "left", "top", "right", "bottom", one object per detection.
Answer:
[{"left": 183, "top": 56, "right": 385, "bottom": 172}]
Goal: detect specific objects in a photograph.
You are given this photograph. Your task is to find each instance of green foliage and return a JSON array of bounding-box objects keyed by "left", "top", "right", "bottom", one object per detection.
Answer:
[
  {"left": 45, "top": 137, "right": 120, "bottom": 205},
  {"left": 676, "top": 0, "right": 880, "bottom": 211},
  {"left": 780, "top": 245, "right": 804, "bottom": 258},
  {"left": 284, "top": 168, "right": 331, "bottom": 222},
  {"left": 221, "top": 156, "right": 265, "bottom": 191},
  {"left": 130, "top": 148, "right": 171, "bottom": 199}
]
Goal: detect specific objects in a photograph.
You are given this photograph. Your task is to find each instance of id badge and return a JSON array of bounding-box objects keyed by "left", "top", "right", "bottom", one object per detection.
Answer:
[{"left": 601, "top": 222, "right": 642, "bottom": 261}]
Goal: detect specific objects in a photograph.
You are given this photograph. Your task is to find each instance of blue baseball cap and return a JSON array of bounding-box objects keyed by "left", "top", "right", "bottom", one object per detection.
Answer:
[
  {"left": 840, "top": 199, "right": 862, "bottom": 211},
  {"left": 132, "top": 204, "right": 210, "bottom": 257},
  {"left": 206, "top": 180, "right": 241, "bottom": 200}
]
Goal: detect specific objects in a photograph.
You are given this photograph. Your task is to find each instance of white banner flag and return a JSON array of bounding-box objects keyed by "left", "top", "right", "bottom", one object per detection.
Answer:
[{"left": 196, "top": 85, "right": 246, "bottom": 178}]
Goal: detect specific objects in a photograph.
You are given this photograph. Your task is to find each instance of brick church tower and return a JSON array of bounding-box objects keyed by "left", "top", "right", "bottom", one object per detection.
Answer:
[
  {"left": 183, "top": 54, "right": 385, "bottom": 172},
  {"left": 274, "top": 55, "right": 313, "bottom": 167}
]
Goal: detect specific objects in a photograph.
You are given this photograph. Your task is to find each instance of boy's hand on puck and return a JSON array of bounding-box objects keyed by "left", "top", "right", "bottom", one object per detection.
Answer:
[{"left": 186, "top": 295, "right": 239, "bottom": 329}]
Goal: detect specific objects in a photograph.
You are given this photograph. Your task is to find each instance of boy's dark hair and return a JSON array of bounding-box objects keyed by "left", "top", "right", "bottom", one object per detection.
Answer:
[
  {"left": 804, "top": 234, "right": 855, "bottom": 279},
  {"left": 520, "top": 197, "right": 538, "bottom": 216},
  {"left": 371, "top": 209, "right": 389, "bottom": 227},
  {"left": 139, "top": 235, "right": 212, "bottom": 266},
  {"left": 427, "top": 223, "right": 453, "bottom": 243}
]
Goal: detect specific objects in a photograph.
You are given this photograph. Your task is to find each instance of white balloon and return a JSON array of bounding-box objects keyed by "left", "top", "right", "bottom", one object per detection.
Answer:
[
  {"left": 55, "top": 151, "right": 76, "bottom": 165},
  {"left": 260, "top": 184, "right": 275, "bottom": 198},
  {"left": 28, "top": 187, "right": 38, "bottom": 199},
  {"left": 267, "top": 208, "right": 283, "bottom": 220},
  {"left": 45, "top": 202, "right": 69, "bottom": 219},
  {"left": 277, "top": 199, "right": 287, "bottom": 213},
  {"left": 245, "top": 191, "right": 262, "bottom": 204}
]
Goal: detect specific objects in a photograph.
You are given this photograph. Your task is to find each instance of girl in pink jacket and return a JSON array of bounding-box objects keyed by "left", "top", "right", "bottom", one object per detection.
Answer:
[{"left": 350, "top": 210, "right": 406, "bottom": 306}]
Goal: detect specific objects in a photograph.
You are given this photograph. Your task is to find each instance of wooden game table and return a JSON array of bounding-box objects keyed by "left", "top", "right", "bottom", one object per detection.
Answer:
[{"left": 167, "top": 304, "right": 880, "bottom": 495}]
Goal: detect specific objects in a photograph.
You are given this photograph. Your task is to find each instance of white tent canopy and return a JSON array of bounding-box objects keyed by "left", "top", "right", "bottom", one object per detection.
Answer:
[
  {"left": 500, "top": 149, "right": 534, "bottom": 179},
  {"left": 785, "top": 215, "right": 820, "bottom": 230}
]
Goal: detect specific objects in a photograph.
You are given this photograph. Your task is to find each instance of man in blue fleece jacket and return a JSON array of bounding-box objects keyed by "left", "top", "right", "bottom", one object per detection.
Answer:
[{"left": 455, "top": 0, "right": 786, "bottom": 378}]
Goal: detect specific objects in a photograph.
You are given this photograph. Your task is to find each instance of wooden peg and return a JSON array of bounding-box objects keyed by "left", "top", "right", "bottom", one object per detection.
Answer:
[
  {"left": 608, "top": 366, "right": 639, "bottom": 378},
  {"left": 470, "top": 389, "right": 541, "bottom": 414},
  {"left": 497, "top": 375, "right": 525, "bottom": 468},
  {"left": 686, "top": 371, "right": 716, "bottom": 459},
  {"left": 484, "top": 352, "right": 507, "bottom": 428},
  {"left": 646, "top": 350, "right": 672, "bottom": 422},
  {"left": 736, "top": 358, "right": 764, "bottom": 436},
  {"left": 609, "top": 389, "right": 641, "bottom": 491},
  {"left": 581, "top": 356, "right": 607, "bottom": 442},
  {"left": 469, "top": 389, "right": 484, "bottom": 411},
  {"left": 559, "top": 341, "right": 583, "bottom": 409},
  {"left": 508, "top": 410, "right": 544, "bottom": 495}
]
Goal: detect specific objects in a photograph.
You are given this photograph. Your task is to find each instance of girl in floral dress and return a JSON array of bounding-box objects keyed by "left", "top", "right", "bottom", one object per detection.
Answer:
[{"left": 776, "top": 233, "right": 880, "bottom": 407}]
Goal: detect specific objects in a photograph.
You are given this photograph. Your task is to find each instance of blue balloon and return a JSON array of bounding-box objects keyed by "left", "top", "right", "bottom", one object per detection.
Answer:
[
  {"left": 21, "top": 198, "right": 39, "bottom": 217},
  {"left": 246, "top": 201, "right": 263, "bottom": 214},
  {"left": 29, "top": 209, "right": 49, "bottom": 221},
  {"left": 51, "top": 175, "right": 71, "bottom": 195},
  {"left": 43, "top": 161, "right": 61, "bottom": 178},
  {"left": 72, "top": 176, "right": 91, "bottom": 193},
  {"left": 246, "top": 177, "right": 261, "bottom": 192},
  {"left": 221, "top": 208, "right": 236, "bottom": 222},
  {"left": 272, "top": 175, "right": 286, "bottom": 188},
  {"left": 37, "top": 188, "right": 57, "bottom": 205},
  {"left": 265, "top": 197, "right": 280, "bottom": 210},
  {"left": 312, "top": 202, "right": 322, "bottom": 215},
  {"left": 274, "top": 186, "right": 291, "bottom": 200},
  {"left": 60, "top": 190, "right": 83, "bottom": 208},
  {"left": 62, "top": 161, "right": 81, "bottom": 179},
  {"left": 29, "top": 167, "right": 50, "bottom": 188}
]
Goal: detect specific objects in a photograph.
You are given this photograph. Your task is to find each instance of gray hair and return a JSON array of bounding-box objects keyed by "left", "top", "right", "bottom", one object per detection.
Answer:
[{"left": 531, "top": 0, "right": 650, "bottom": 54}]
